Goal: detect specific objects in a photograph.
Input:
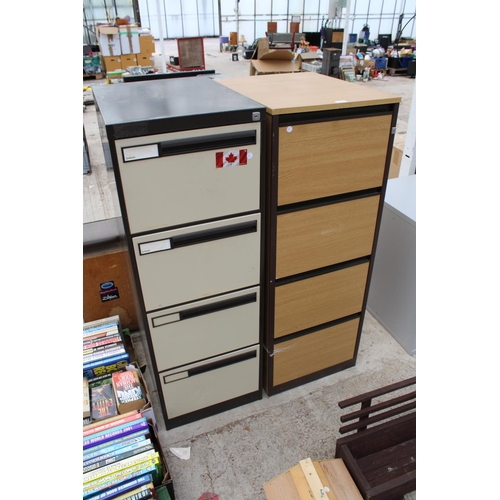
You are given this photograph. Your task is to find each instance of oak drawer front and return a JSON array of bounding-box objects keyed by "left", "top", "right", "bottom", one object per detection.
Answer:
[
  {"left": 148, "top": 287, "right": 260, "bottom": 371},
  {"left": 278, "top": 115, "right": 392, "bottom": 206},
  {"left": 160, "top": 346, "right": 260, "bottom": 419},
  {"left": 133, "top": 213, "right": 261, "bottom": 311},
  {"left": 274, "top": 263, "right": 369, "bottom": 339},
  {"left": 272, "top": 318, "right": 360, "bottom": 386},
  {"left": 276, "top": 196, "right": 379, "bottom": 279}
]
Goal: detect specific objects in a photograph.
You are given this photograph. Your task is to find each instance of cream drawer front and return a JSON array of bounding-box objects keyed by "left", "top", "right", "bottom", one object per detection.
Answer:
[
  {"left": 160, "top": 346, "right": 260, "bottom": 419},
  {"left": 148, "top": 287, "right": 260, "bottom": 371},
  {"left": 133, "top": 213, "right": 261, "bottom": 311},
  {"left": 115, "top": 123, "right": 261, "bottom": 234}
]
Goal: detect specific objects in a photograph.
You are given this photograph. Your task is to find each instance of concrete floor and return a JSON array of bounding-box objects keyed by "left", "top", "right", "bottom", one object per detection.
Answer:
[{"left": 83, "top": 38, "right": 416, "bottom": 499}]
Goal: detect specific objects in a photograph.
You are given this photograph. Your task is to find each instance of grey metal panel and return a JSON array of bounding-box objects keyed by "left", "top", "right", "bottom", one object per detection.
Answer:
[{"left": 367, "top": 175, "right": 416, "bottom": 355}]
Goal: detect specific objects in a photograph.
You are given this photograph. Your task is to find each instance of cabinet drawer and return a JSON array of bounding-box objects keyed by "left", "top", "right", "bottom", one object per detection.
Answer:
[
  {"left": 148, "top": 287, "right": 260, "bottom": 371},
  {"left": 272, "top": 318, "right": 359, "bottom": 387},
  {"left": 115, "top": 123, "right": 261, "bottom": 234},
  {"left": 160, "top": 346, "right": 260, "bottom": 419},
  {"left": 133, "top": 213, "right": 261, "bottom": 311},
  {"left": 278, "top": 115, "right": 392, "bottom": 206},
  {"left": 276, "top": 196, "right": 379, "bottom": 279},
  {"left": 274, "top": 263, "right": 369, "bottom": 339}
]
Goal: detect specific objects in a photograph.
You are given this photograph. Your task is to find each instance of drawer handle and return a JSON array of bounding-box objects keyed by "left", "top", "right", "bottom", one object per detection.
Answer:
[
  {"left": 181, "top": 293, "right": 257, "bottom": 321},
  {"left": 159, "top": 130, "right": 257, "bottom": 157},
  {"left": 151, "top": 293, "right": 257, "bottom": 327},
  {"left": 188, "top": 350, "right": 257, "bottom": 377},
  {"left": 138, "top": 220, "right": 257, "bottom": 256}
]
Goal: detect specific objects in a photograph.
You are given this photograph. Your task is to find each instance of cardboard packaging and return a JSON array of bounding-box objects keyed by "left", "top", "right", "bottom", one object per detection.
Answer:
[
  {"left": 119, "top": 25, "right": 141, "bottom": 54},
  {"left": 101, "top": 56, "right": 122, "bottom": 72},
  {"left": 139, "top": 34, "right": 155, "bottom": 55},
  {"left": 98, "top": 26, "right": 121, "bottom": 57},
  {"left": 250, "top": 50, "right": 299, "bottom": 76},
  {"left": 121, "top": 54, "right": 138, "bottom": 69},
  {"left": 137, "top": 54, "right": 154, "bottom": 67}
]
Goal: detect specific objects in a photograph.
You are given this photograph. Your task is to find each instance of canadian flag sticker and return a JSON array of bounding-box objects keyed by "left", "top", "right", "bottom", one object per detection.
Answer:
[{"left": 216, "top": 149, "right": 248, "bottom": 168}]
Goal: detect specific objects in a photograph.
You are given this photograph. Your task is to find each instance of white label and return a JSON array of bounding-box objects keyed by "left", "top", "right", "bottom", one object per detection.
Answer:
[
  {"left": 286, "top": 126, "right": 293, "bottom": 133},
  {"left": 123, "top": 144, "right": 159, "bottom": 162},
  {"left": 248, "top": 152, "right": 253, "bottom": 159},
  {"left": 140, "top": 238, "right": 171, "bottom": 255},
  {"left": 152, "top": 313, "right": 181, "bottom": 327}
]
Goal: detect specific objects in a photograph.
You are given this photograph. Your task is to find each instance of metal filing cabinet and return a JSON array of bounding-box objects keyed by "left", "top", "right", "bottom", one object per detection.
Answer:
[
  {"left": 93, "top": 77, "right": 266, "bottom": 428},
  {"left": 217, "top": 72, "right": 401, "bottom": 395}
]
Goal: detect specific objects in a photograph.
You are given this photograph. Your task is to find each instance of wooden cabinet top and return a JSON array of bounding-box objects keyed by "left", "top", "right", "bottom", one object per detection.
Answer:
[{"left": 215, "top": 71, "right": 401, "bottom": 115}]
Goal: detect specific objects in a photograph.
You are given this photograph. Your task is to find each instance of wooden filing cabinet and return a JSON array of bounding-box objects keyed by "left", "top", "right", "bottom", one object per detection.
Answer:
[{"left": 217, "top": 72, "right": 401, "bottom": 395}]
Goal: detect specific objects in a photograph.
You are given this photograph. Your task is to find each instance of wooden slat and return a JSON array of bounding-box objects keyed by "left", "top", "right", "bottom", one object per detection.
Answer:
[
  {"left": 274, "top": 263, "right": 369, "bottom": 338},
  {"left": 339, "top": 401, "right": 416, "bottom": 434},
  {"left": 276, "top": 196, "right": 379, "bottom": 279},
  {"left": 298, "top": 458, "right": 325, "bottom": 500},
  {"left": 338, "top": 377, "right": 416, "bottom": 409},
  {"left": 340, "top": 391, "right": 416, "bottom": 423},
  {"left": 273, "top": 318, "right": 359, "bottom": 386},
  {"left": 278, "top": 115, "right": 391, "bottom": 206}
]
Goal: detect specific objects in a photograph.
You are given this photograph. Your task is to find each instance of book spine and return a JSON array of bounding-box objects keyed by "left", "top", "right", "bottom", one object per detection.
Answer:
[
  {"left": 83, "top": 328, "right": 120, "bottom": 341},
  {"left": 83, "top": 352, "right": 130, "bottom": 371},
  {"left": 104, "top": 482, "right": 155, "bottom": 500},
  {"left": 84, "top": 335, "right": 123, "bottom": 350},
  {"left": 83, "top": 440, "right": 153, "bottom": 470},
  {"left": 83, "top": 346, "right": 126, "bottom": 363},
  {"left": 83, "top": 321, "right": 120, "bottom": 336},
  {"left": 84, "top": 419, "right": 148, "bottom": 450},
  {"left": 83, "top": 459, "right": 159, "bottom": 497},
  {"left": 84, "top": 450, "right": 159, "bottom": 484},
  {"left": 118, "top": 489, "right": 154, "bottom": 500},
  {"left": 84, "top": 341, "right": 123, "bottom": 354},
  {"left": 83, "top": 412, "right": 142, "bottom": 437},
  {"left": 84, "top": 473, "right": 153, "bottom": 500},
  {"left": 83, "top": 433, "right": 147, "bottom": 460}
]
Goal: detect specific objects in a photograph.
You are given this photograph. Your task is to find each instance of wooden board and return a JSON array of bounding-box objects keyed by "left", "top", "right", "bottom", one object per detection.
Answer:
[
  {"left": 83, "top": 247, "right": 139, "bottom": 330},
  {"left": 274, "top": 263, "right": 369, "bottom": 338},
  {"left": 278, "top": 115, "right": 392, "bottom": 205},
  {"left": 177, "top": 36, "right": 205, "bottom": 69},
  {"left": 215, "top": 72, "right": 401, "bottom": 115},
  {"left": 264, "top": 458, "right": 362, "bottom": 500},
  {"left": 276, "top": 196, "right": 379, "bottom": 279},
  {"left": 272, "top": 318, "right": 359, "bottom": 386}
]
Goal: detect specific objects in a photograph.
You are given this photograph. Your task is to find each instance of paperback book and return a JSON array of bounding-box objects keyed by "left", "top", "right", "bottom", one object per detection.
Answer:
[
  {"left": 90, "top": 379, "right": 118, "bottom": 421},
  {"left": 112, "top": 369, "right": 147, "bottom": 414}
]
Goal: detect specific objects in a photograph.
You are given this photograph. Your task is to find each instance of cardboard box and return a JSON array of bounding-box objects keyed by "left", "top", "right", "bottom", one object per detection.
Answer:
[
  {"left": 296, "top": 51, "right": 320, "bottom": 70},
  {"left": 136, "top": 54, "right": 154, "bottom": 67},
  {"left": 98, "top": 27, "right": 121, "bottom": 57},
  {"left": 121, "top": 54, "right": 138, "bottom": 69},
  {"left": 250, "top": 50, "right": 299, "bottom": 76},
  {"left": 120, "top": 25, "right": 141, "bottom": 54},
  {"left": 139, "top": 34, "right": 155, "bottom": 55},
  {"left": 101, "top": 56, "right": 122, "bottom": 72}
]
